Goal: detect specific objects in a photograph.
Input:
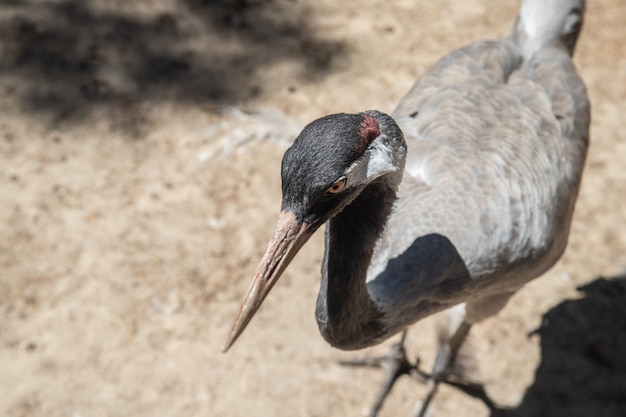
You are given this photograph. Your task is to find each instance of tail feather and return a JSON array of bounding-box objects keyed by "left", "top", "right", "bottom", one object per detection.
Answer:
[{"left": 512, "top": 0, "right": 586, "bottom": 58}]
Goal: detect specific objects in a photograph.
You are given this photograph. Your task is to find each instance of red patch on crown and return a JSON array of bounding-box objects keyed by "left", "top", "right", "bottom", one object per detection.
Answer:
[{"left": 357, "top": 115, "right": 380, "bottom": 154}]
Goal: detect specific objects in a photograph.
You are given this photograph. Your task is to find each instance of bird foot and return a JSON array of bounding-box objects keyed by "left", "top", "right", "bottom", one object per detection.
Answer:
[
  {"left": 438, "top": 375, "right": 510, "bottom": 413},
  {"left": 339, "top": 332, "right": 504, "bottom": 417},
  {"left": 339, "top": 332, "right": 429, "bottom": 417},
  {"left": 412, "top": 374, "right": 510, "bottom": 417}
]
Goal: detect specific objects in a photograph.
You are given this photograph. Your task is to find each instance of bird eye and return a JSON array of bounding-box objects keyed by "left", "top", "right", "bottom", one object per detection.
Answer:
[{"left": 327, "top": 177, "right": 347, "bottom": 194}]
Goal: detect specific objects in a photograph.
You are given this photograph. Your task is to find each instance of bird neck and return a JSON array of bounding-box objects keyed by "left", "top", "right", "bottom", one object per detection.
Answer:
[{"left": 315, "top": 175, "right": 398, "bottom": 350}]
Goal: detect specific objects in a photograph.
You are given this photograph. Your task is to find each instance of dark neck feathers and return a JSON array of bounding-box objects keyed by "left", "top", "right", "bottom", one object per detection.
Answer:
[{"left": 315, "top": 177, "right": 397, "bottom": 350}]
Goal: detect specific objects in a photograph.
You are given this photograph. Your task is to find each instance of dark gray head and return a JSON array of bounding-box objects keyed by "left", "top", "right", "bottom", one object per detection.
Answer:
[
  {"left": 222, "top": 109, "right": 405, "bottom": 352},
  {"left": 281, "top": 110, "right": 406, "bottom": 229}
]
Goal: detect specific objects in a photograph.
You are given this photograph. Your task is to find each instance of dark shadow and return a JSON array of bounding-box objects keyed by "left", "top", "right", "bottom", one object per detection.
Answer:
[
  {"left": 0, "top": 0, "right": 346, "bottom": 132},
  {"left": 491, "top": 274, "right": 626, "bottom": 417},
  {"left": 368, "top": 233, "right": 472, "bottom": 326}
]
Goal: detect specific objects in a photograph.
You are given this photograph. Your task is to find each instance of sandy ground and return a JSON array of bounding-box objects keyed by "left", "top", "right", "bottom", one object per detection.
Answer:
[{"left": 1, "top": 1, "right": 625, "bottom": 416}]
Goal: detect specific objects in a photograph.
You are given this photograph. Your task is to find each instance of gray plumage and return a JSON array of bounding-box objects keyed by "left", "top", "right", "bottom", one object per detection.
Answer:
[
  {"left": 223, "top": 1, "right": 589, "bottom": 406},
  {"left": 315, "top": 0, "right": 589, "bottom": 349}
]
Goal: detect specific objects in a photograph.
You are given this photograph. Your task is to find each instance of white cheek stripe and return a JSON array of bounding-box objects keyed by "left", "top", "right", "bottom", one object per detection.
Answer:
[{"left": 344, "top": 139, "right": 399, "bottom": 187}]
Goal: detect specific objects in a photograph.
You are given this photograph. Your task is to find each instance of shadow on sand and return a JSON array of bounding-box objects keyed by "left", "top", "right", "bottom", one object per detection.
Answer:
[
  {"left": 491, "top": 274, "right": 626, "bottom": 417},
  {"left": 0, "top": 0, "right": 346, "bottom": 132}
]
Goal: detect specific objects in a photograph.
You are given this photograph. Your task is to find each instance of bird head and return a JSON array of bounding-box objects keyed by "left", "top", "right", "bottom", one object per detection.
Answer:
[{"left": 222, "top": 110, "right": 406, "bottom": 352}]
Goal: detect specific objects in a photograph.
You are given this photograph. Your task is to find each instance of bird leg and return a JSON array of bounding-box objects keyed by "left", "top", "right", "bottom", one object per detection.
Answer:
[
  {"left": 341, "top": 323, "right": 501, "bottom": 416},
  {"left": 339, "top": 330, "right": 429, "bottom": 417},
  {"left": 413, "top": 321, "right": 472, "bottom": 417}
]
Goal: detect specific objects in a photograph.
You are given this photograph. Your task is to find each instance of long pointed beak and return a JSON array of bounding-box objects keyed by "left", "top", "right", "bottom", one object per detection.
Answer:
[{"left": 222, "top": 210, "right": 313, "bottom": 352}]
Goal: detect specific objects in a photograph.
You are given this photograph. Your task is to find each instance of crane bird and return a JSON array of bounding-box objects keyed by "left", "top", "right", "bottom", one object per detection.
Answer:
[{"left": 222, "top": 0, "right": 589, "bottom": 414}]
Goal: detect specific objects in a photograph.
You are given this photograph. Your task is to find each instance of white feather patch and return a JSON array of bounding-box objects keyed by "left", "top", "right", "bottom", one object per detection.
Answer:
[{"left": 344, "top": 137, "right": 403, "bottom": 187}]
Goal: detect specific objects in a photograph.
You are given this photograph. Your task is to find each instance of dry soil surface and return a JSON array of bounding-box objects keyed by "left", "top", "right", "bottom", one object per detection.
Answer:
[{"left": 1, "top": 1, "right": 625, "bottom": 417}]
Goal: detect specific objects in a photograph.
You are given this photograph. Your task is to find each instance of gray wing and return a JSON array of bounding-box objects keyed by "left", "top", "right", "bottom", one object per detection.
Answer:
[{"left": 368, "top": 37, "right": 589, "bottom": 324}]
